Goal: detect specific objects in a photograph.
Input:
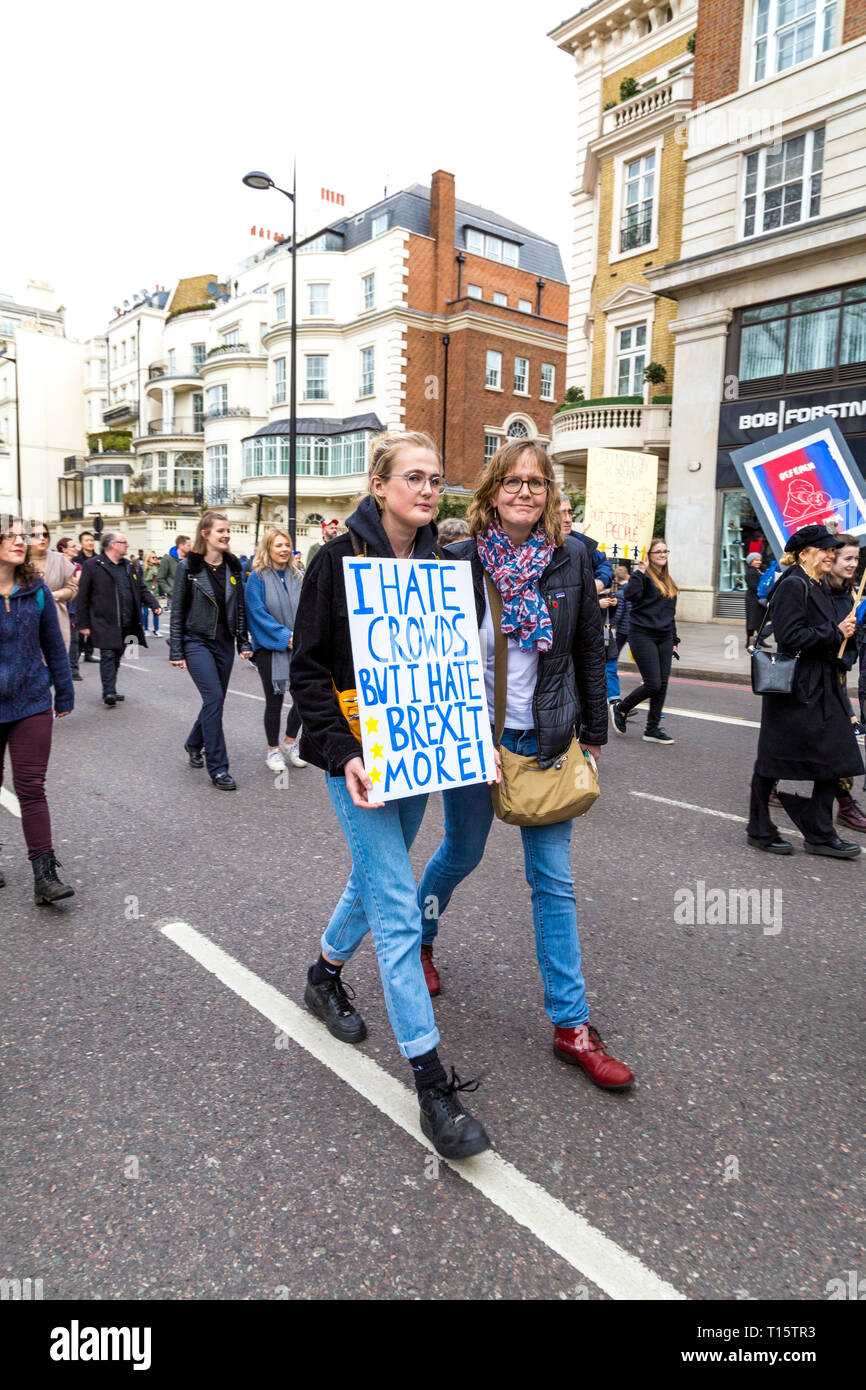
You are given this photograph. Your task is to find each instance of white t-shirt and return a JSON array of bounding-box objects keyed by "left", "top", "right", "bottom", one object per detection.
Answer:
[{"left": 481, "top": 583, "right": 539, "bottom": 730}]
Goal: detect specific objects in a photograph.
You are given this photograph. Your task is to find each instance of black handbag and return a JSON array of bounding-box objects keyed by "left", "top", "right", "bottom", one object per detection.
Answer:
[{"left": 749, "top": 570, "right": 803, "bottom": 696}]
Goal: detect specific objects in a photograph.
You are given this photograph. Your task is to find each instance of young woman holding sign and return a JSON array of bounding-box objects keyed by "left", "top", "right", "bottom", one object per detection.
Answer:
[
  {"left": 417, "top": 440, "right": 634, "bottom": 1091},
  {"left": 290, "top": 431, "right": 491, "bottom": 1160}
]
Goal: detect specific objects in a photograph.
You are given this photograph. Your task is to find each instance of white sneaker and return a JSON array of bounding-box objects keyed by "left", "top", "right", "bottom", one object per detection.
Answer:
[
  {"left": 282, "top": 741, "right": 307, "bottom": 768},
  {"left": 265, "top": 748, "right": 287, "bottom": 773}
]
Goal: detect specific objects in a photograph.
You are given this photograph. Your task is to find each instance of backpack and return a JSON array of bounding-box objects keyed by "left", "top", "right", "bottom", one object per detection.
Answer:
[{"left": 757, "top": 561, "right": 779, "bottom": 605}]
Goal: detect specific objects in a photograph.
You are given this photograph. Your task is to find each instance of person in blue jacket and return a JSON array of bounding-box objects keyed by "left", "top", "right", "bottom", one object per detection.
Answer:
[
  {"left": 0, "top": 517, "right": 75, "bottom": 903},
  {"left": 245, "top": 526, "right": 307, "bottom": 772}
]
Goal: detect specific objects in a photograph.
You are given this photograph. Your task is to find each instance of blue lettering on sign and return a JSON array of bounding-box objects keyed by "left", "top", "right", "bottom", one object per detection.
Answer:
[
  {"left": 350, "top": 562, "right": 374, "bottom": 615},
  {"left": 413, "top": 751, "right": 432, "bottom": 786},
  {"left": 456, "top": 743, "right": 473, "bottom": 779},
  {"left": 385, "top": 757, "right": 412, "bottom": 793},
  {"left": 435, "top": 745, "right": 455, "bottom": 782},
  {"left": 387, "top": 707, "right": 408, "bottom": 751}
]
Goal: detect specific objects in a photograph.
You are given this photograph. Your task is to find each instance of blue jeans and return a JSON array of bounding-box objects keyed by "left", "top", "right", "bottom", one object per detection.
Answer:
[
  {"left": 184, "top": 633, "right": 235, "bottom": 775},
  {"left": 417, "top": 727, "right": 588, "bottom": 1029},
  {"left": 605, "top": 633, "right": 626, "bottom": 701},
  {"left": 142, "top": 604, "right": 159, "bottom": 633},
  {"left": 321, "top": 778, "right": 438, "bottom": 1059}
]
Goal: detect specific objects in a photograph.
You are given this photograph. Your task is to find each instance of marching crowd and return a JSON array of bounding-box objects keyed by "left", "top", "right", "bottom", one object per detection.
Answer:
[{"left": 1, "top": 429, "right": 865, "bottom": 1158}]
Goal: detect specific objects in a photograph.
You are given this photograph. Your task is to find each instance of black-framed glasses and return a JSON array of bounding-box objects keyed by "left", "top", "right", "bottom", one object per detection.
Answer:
[
  {"left": 501, "top": 476, "right": 550, "bottom": 495},
  {"left": 30, "top": 531, "right": 49, "bottom": 540},
  {"left": 390, "top": 472, "right": 446, "bottom": 493}
]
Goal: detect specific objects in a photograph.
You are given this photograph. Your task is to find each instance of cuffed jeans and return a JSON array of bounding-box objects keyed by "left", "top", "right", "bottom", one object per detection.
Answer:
[
  {"left": 321, "top": 777, "right": 438, "bottom": 1059},
  {"left": 184, "top": 633, "right": 235, "bottom": 776},
  {"left": 417, "top": 727, "right": 589, "bottom": 1029}
]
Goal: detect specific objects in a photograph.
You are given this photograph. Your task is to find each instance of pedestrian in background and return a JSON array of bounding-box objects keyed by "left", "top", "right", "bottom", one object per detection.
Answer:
[
  {"left": 746, "top": 525, "right": 863, "bottom": 858},
  {"left": 77, "top": 531, "right": 161, "bottom": 708},
  {"left": 437, "top": 517, "right": 470, "bottom": 547},
  {"left": 826, "top": 534, "right": 866, "bottom": 831},
  {"left": 611, "top": 537, "right": 679, "bottom": 745},
  {"left": 156, "top": 535, "right": 190, "bottom": 613},
  {"left": 28, "top": 522, "right": 78, "bottom": 648},
  {"left": 74, "top": 531, "right": 98, "bottom": 663},
  {"left": 0, "top": 517, "right": 75, "bottom": 903},
  {"left": 603, "top": 560, "right": 631, "bottom": 705},
  {"left": 306, "top": 517, "right": 340, "bottom": 565},
  {"left": 291, "top": 431, "right": 491, "bottom": 1161},
  {"left": 142, "top": 551, "right": 162, "bottom": 636},
  {"left": 169, "top": 512, "right": 253, "bottom": 790},
  {"left": 744, "top": 552, "right": 765, "bottom": 649},
  {"left": 56, "top": 538, "right": 82, "bottom": 681},
  {"left": 245, "top": 525, "right": 307, "bottom": 772}
]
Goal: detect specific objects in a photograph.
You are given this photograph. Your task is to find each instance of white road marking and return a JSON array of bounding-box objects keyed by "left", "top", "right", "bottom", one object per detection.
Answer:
[
  {"left": 628, "top": 702, "right": 760, "bottom": 729},
  {"left": 630, "top": 791, "right": 804, "bottom": 839},
  {"left": 160, "top": 919, "right": 684, "bottom": 1302},
  {"left": 227, "top": 687, "right": 265, "bottom": 702},
  {"left": 0, "top": 786, "right": 21, "bottom": 818}
]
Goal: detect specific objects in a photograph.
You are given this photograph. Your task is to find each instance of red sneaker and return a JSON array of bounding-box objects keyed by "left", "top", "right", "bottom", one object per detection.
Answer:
[
  {"left": 420, "top": 944, "right": 440, "bottom": 997},
  {"left": 553, "top": 1024, "right": 634, "bottom": 1091}
]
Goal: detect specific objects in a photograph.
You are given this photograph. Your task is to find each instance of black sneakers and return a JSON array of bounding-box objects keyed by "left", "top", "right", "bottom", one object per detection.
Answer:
[
  {"left": 643, "top": 727, "right": 675, "bottom": 745},
  {"left": 610, "top": 701, "right": 628, "bottom": 735},
  {"left": 419, "top": 1070, "right": 491, "bottom": 1160},
  {"left": 304, "top": 968, "right": 368, "bottom": 1044}
]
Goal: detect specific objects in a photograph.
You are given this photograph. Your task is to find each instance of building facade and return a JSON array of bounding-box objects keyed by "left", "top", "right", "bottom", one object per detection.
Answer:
[
  {"left": 549, "top": 0, "right": 697, "bottom": 495},
  {"left": 649, "top": 0, "right": 866, "bottom": 619}
]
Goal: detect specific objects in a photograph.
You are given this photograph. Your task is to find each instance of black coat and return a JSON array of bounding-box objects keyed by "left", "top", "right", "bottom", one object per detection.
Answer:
[
  {"left": 77, "top": 555, "right": 158, "bottom": 650},
  {"left": 754, "top": 566, "right": 864, "bottom": 781},
  {"left": 169, "top": 551, "right": 252, "bottom": 660},
  {"left": 744, "top": 565, "right": 764, "bottom": 633},
  {"left": 447, "top": 531, "right": 608, "bottom": 765},
  {"left": 290, "top": 496, "right": 444, "bottom": 775}
]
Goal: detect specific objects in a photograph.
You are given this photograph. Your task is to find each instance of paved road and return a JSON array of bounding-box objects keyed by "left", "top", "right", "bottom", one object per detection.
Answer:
[{"left": 2, "top": 641, "right": 864, "bottom": 1301}]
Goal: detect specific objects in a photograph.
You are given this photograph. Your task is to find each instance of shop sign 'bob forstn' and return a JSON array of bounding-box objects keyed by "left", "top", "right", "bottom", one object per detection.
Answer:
[
  {"left": 730, "top": 418, "right": 866, "bottom": 560},
  {"left": 343, "top": 557, "right": 496, "bottom": 802}
]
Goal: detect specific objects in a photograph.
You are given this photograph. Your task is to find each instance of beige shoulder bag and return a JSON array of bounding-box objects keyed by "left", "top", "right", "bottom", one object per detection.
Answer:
[{"left": 485, "top": 574, "right": 599, "bottom": 826}]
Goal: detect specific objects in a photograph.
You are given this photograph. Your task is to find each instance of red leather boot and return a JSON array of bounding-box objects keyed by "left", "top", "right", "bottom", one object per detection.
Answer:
[
  {"left": 420, "top": 944, "right": 440, "bottom": 997},
  {"left": 836, "top": 794, "right": 866, "bottom": 832},
  {"left": 554, "top": 1024, "right": 634, "bottom": 1090}
]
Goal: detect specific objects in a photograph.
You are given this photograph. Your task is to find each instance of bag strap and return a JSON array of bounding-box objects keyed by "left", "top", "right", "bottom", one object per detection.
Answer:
[
  {"left": 483, "top": 573, "right": 507, "bottom": 745},
  {"left": 752, "top": 566, "right": 805, "bottom": 650}
]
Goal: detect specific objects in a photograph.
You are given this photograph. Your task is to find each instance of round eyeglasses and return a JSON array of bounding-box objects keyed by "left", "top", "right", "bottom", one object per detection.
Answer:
[{"left": 500, "top": 476, "right": 550, "bottom": 495}]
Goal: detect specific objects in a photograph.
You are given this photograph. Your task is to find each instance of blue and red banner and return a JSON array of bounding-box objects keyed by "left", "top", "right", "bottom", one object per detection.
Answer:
[{"left": 730, "top": 419, "right": 866, "bottom": 559}]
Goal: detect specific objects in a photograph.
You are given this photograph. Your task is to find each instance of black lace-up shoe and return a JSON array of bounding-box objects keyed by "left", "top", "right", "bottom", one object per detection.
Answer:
[
  {"left": 211, "top": 771, "right": 236, "bottom": 790},
  {"left": 610, "top": 701, "right": 628, "bottom": 736},
  {"left": 32, "top": 853, "right": 75, "bottom": 905},
  {"left": 304, "top": 968, "right": 368, "bottom": 1044},
  {"left": 419, "top": 1070, "right": 491, "bottom": 1160}
]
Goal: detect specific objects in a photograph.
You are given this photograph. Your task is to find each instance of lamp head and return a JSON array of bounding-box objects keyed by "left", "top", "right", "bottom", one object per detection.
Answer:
[{"left": 243, "top": 171, "right": 273, "bottom": 190}]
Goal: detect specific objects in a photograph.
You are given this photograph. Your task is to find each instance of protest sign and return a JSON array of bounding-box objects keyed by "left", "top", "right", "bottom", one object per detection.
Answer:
[
  {"left": 730, "top": 418, "right": 866, "bottom": 559},
  {"left": 343, "top": 557, "right": 496, "bottom": 803},
  {"left": 583, "top": 447, "right": 658, "bottom": 561}
]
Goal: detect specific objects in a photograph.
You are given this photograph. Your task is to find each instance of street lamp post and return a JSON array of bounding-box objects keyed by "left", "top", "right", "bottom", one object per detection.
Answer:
[
  {"left": 0, "top": 345, "right": 21, "bottom": 513},
  {"left": 242, "top": 167, "right": 298, "bottom": 543}
]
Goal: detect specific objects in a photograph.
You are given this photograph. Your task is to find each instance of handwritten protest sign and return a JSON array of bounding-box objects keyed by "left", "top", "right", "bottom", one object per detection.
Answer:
[
  {"left": 343, "top": 557, "right": 496, "bottom": 803},
  {"left": 583, "top": 447, "right": 658, "bottom": 561},
  {"left": 730, "top": 418, "right": 866, "bottom": 559}
]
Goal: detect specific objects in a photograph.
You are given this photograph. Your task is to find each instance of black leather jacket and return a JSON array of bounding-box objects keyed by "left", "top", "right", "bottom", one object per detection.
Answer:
[
  {"left": 169, "top": 551, "right": 252, "bottom": 659},
  {"left": 447, "top": 533, "right": 608, "bottom": 766}
]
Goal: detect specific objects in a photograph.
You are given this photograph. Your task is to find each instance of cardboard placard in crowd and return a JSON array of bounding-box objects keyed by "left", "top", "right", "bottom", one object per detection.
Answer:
[{"left": 583, "top": 447, "right": 659, "bottom": 561}]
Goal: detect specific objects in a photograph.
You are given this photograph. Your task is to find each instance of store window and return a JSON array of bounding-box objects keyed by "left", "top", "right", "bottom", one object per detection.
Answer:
[
  {"left": 718, "top": 492, "right": 765, "bottom": 592},
  {"left": 616, "top": 324, "right": 647, "bottom": 394},
  {"left": 735, "top": 280, "right": 866, "bottom": 390}
]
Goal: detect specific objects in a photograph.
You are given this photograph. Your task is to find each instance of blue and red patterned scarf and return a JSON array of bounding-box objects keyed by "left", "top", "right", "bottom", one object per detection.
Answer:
[{"left": 477, "top": 523, "right": 554, "bottom": 652}]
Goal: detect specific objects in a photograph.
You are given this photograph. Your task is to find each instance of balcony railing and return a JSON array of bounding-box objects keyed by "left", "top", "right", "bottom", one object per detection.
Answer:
[
  {"left": 206, "top": 343, "right": 250, "bottom": 359},
  {"left": 551, "top": 402, "right": 671, "bottom": 455},
  {"left": 204, "top": 405, "right": 251, "bottom": 421},
  {"left": 103, "top": 401, "right": 139, "bottom": 423},
  {"left": 148, "top": 361, "right": 204, "bottom": 380},
  {"left": 601, "top": 71, "right": 694, "bottom": 136},
  {"left": 620, "top": 213, "right": 653, "bottom": 254},
  {"left": 146, "top": 418, "right": 204, "bottom": 436}
]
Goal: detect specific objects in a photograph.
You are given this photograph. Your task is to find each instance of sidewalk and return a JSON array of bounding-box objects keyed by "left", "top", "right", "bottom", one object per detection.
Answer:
[{"left": 619, "top": 620, "right": 860, "bottom": 692}]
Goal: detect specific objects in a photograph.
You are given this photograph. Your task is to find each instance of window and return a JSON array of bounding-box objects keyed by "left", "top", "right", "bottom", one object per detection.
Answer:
[
  {"left": 621, "top": 153, "right": 655, "bottom": 252},
  {"left": 140, "top": 453, "right": 153, "bottom": 488},
  {"left": 99, "top": 359, "right": 107, "bottom": 379},
  {"left": 359, "top": 346, "right": 375, "bottom": 397},
  {"left": 253, "top": 284, "right": 268, "bottom": 296},
  {"left": 493, "top": 292, "right": 507, "bottom": 306},
  {"left": 85, "top": 478, "right": 93, "bottom": 505},
  {"left": 0, "top": 317, "right": 16, "bottom": 337},
  {"left": 101, "top": 398, "right": 107, "bottom": 414},
  {"left": 465, "top": 229, "right": 519, "bottom": 266},
  {"left": 244, "top": 430, "right": 371, "bottom": 479},
  {"left": 362, "top": 273, "right": 375, "bottom": 311},
  {"left": 206, "top": 383, "right": 228, "bottom": 418},
  {"left": 157, "top": 453, "right": 168, "bottom": 491},
  {"left": 514, "top": 356, "right": 529, "bottom": 393},
  {"left": 506, "top": 420, "right": 530, "bottom": 438},
  {"left": 87, "top": 401, "right": 92, "bottom": 427},
  {"left": 737, "top": 281, "right": 866, "bottom": 387},
  {"left": 305, "top": 355, "right": 328, "bottom": 401},
  {"left": 206, "top": 444, "right": 228, "bottom": 502},
  {"left": 274, "top": 357, "right": 286, "bottom": 405},
  {"left": 371, "top": 212, "right": 388, "bottom": 237},
  {"left": 175, "top": 457, "right": 203, "bottom": 494},
  {"left": 192, "top": 343, "right": 206, "bottom": 371},
  {"left": 486, "top": 350, "right": 502, "bottom": 389},
  {"left": 121, "top": 341, "right": 127, "bottom": 364},
  {"left": 103, "top": 477, "right": 123, "bottom": 503},
  {"left": 518, "top": 298, "right": 532, "bottom": 313},
  {"left": 540, "top": 363, "right": 555, "bottom": 400},
  {"left": 275, "top": 288, "right": 286, "bottom": 322},
  {"left": 168, "top": 349, "right": 176, "bottom": 372},
  {"left": 260, "top": 322, "right": 268, "bottom": 346},
  {"left": 112, "top": 346, "right": 117, "bottom": 367},
  {"left": 192, "top": 392, "right": 204, "bottom": 430},
  {"left": 753, "top": 0, "right": 837, "bottom": 82},
  {"left": 308, "top": 283, "right": 330, "bottom": 316},
  {"left": 743, "top": 127, "right": 823, "bottom": 237},
  {"left": 221, "top": 329, "right": 240, "bottom": 347},
  {"left": 484, "top": 434, "right": 500, "bottom": 464},
  {"left": 616, "top": 324, "right": 647, "bottom": 394},
  {"left": 467, "top": 284, "right": 482, "bottom": 299}
]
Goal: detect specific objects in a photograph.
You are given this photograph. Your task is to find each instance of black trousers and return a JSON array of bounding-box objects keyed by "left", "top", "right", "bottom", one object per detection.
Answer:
[
  {"left": 99, "top": 647, "right": 124, "bottom": 697},
  {"left": 748, "top": 772, "right": 837, "bottom": 843},
  {"left": 618, "top": 629, "right": 673, "bottom": 731},
  {"left": 252, "top": 648, "right": 301, "bottom": 746}
]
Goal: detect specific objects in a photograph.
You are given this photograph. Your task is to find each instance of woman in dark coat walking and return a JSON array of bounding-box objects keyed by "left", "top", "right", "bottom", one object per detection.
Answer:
[
  {"left": 747, "top": 524, "right": 863, "bottom": 858},
  {"left": 744, "top": 553, "right": 767, "bottom": 648}
]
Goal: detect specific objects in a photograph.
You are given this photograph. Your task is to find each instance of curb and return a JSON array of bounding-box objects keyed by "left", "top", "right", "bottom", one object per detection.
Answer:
[{"left": 619, "top": 659, "right": 751, "bottom": 686}]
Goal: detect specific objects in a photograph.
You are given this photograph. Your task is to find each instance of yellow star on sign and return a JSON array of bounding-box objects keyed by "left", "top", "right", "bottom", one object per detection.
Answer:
[
  {"left": 369, "top": 766, "right": 382, "bottom": 784},
  {"left": 364, "top": 716, "right": 380, "bottom": 734},
  {"left": 370, "top": 742, "right": 384, "bottom": 759}
]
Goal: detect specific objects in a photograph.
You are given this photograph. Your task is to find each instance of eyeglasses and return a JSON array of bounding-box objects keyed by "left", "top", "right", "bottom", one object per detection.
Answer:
[
  {"left": 389, "top": 472, "right": 446, "bottom": 493},
  {"left": 30, "top": 532, "right": 49, "bottom": 540},
  {"left": 650, "top": 549, "right": 670, "bottom": 557},
  {"left": 501, "top": 476, "right": 550, "bottom": 495}
]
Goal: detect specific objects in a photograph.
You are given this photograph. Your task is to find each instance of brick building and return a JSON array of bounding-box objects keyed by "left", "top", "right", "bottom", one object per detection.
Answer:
[{"left": 649, "top": 0, "right": 866, "bottom": 619}]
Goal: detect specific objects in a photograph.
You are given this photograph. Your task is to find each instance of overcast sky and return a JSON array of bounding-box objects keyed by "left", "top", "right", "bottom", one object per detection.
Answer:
[{"left": 3, "top": 0, "right": 581, "bottom": 341}]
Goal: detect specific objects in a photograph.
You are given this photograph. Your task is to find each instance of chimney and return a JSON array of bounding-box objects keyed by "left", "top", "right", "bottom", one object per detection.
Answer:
[{"left": 429, "top": 170, "right": 456, "bottom": 312}]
